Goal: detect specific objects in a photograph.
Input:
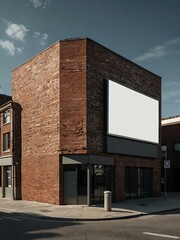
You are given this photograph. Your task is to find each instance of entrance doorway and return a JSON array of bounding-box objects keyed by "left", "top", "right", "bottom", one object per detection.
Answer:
[
  {"left": 125, "top": 167, "right": 153, "bottom": 199},
  {"left": 91, "top": 165, "right": 114, "bottom": 204},
  {"left": 63, "top": 165, "right": 87, "bottom": 205},
  {"left": 63, "top": 164, "right": 114, "bottom": 205},
  {"left": 0, "top": 166, "right": 13, "bottom": 198}
]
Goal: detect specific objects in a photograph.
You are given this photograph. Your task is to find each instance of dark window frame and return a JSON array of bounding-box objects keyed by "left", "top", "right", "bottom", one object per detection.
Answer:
[
  {"left": 3, "top": 132, "right": 10, "bottom": 152},
  {"left": 3, "top": 110, "right": 10, "bottom": 124},
  {"left": 174, "top": 143, "right": 180, "bottom": 160}
]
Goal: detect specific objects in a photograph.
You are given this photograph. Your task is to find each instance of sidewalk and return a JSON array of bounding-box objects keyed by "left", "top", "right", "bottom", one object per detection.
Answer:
[{"left": 0, "top": 192, "right": 180, "bottom": 221}]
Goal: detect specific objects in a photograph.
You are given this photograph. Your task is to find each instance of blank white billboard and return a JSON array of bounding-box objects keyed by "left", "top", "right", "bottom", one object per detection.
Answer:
[{"left": 107, "top": 80, "right": 159, "bottom": 144}]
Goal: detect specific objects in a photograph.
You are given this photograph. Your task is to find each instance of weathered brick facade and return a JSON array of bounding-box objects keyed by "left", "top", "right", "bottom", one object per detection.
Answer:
[
  {"left": 12, "top": 38, "right": 161, "bottom": 204},
  {"left": 60, "top": 39, "right": 87, "bottom": 154},
  {"left": 13, "top": 43, "right": 61, "bottom": 204},
  {"left": 0, "top": 95, "right": 21, "bottom": 199},
  {"left": 86, "top": 40, "right": 161, "bottom": 200}
]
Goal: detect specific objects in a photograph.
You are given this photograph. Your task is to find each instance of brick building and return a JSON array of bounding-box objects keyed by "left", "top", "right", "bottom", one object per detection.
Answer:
[
  {"left": 162, "top": 116, "right": 180, "bottom": 191},
  {"left": 0, "top": 94, "right": 21, "bottom": 199},
  {"left": 12, "top": 38, "right": 161, "bottom": 205}
]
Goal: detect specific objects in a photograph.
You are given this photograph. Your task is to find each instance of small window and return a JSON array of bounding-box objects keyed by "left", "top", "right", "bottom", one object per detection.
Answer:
[
  {"left": 3, "top": 132, "right": 10, "bottom": 151},
  {"left": 3, "top": 110, "right": 10, "bottom": 124},
  {"left": 174, "top": 143, "right": 180, "bottom": 160},
  {"left": 162, "top": 145, "right": 167, "bottom": 160}
]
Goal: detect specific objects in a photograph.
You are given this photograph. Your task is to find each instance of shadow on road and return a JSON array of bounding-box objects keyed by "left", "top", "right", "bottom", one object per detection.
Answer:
[{"left": 0, "top": 211, "right": 81, "bottom": 240}]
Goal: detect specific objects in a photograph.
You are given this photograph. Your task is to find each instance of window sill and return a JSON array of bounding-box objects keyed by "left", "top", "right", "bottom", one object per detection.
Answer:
[
  {"left": 3, "top": 122, "right": 10, "bottom": 126},
  {"left": 3, "top": 150, "right": 10, "bottom": 153}
]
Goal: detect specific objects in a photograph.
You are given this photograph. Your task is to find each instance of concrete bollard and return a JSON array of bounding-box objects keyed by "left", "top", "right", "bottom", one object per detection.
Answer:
[{"left": 104, "top": 191, "right": 112, "bottom": 211}]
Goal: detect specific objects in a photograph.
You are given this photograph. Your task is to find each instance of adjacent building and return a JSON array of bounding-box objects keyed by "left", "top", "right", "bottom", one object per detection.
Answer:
[
  {"left": 11, "top": 37, "right": 161, "bottom": 205},
  {"left": 0, "top": 94, "right": 21, "bottom": 199},
  {"left": 162, "top": 116, "right": 180, "bottom": 192}
]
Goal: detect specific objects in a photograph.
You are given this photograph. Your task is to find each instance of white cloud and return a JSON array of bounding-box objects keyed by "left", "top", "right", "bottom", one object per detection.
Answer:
[
  {"left": 5, "top": 22, "right": 29, "bottom": 41},
  {"left": 162, "top": 90, "right": 179, "bottom": 102},
  {"left": 166, "top": 38, "right": 180, "bottom": 45},
  {"left": 134, "top": 38, "right": 180, "bottom": 62},
  {"left": 0, "top": 40, "right": 24, "bottom": 56},
  {"left": 0, "top": 40, "right": 15, "bottom": 56},
  {"left": 40, "top": 33, "right": 48, "bottom": 46},
  {"left": 29, "top": 0, "right": 52, "bottom": 9},
  {"left": 33, "top": 32, "right": 41, "bottom": 38},
  {"left": 163, "top": 81, "right": 176, "bottom": 88},
  {"left": 162, "top": 80, "right": 180, "bottom": 103},
  {"left": 16, "top": 47, "right": 24, "bottom": 54},
  {"left": 135, "top": 45, "right": 166, "bottom": 61},
  {"left": 33, "top": 32, "right": 48, "bottom": 46},
  {"left": 175, "top": 98, "right": 180, "bottom": 103}
]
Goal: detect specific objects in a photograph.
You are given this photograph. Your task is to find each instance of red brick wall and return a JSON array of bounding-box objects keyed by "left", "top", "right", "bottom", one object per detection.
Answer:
[
  {"left": 0, "top": 106, "right": 12, "bottom": 156},
  {"left": 59, "top": 39, "right": 87, "bottom": 154},
  {"left": 12, "top": 43, "right": 61, "bottom": 204},
  {"left": 12, "top": 38, "right": 161, "bottom": 204},
  {"left": 115, "top": 155, "right": 161, "bottom": 201},
  {"left": 87, "top": 39, "right": 161, "bottom": 153},
  {"left": 86, "top": 39, "right": 161, "bottom": 199}
]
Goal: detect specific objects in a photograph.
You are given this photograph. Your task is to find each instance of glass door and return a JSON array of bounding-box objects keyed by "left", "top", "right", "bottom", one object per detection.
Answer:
[
  {"left": 91, "top": 165, "right": 114, "bottom": 204},
  {"left": 77, "top": 165, "right": 87, "bottom": 204}
]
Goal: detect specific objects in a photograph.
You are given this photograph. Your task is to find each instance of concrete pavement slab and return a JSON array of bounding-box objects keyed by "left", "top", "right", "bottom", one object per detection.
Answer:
[{"left": 0, "top": 192, "right": 180, "bottom": 221}]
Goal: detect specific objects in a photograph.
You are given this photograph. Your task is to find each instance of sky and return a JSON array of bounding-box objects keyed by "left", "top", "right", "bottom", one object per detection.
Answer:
[{"left": 0, "top": 0, "right": 180, "bottom": 118}]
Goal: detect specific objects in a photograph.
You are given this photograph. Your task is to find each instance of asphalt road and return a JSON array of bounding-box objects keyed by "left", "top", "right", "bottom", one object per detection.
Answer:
[{"left": 0, "top": 209, "right": 180, "bottom": 240}]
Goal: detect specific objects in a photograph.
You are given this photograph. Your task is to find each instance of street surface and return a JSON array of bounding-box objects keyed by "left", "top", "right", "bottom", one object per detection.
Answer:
[{"left": 0, "top": 209, "right": 180, "bottom": 240}]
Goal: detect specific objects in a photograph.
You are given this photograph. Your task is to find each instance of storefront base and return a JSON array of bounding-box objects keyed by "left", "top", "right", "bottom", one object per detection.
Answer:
[
  {"left": 62, "top": 154, "right": 114, "bottom": 205},
  {"left": 0, "top": 156, "right": 20, "bottom": 199},
  {"left": 62, "top": 154, "right": 160, "bottom": 205},
  {"left": 0, "top": 158, "right": 13, "bottom": 199}
]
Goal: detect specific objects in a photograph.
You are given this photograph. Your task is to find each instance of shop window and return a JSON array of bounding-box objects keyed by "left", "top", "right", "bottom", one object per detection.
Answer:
[
  {"left": 162, "top": 145, "right": 167, "bottom": 160},
  {"left": 125, "top": 167, "right": 153, "bottom": 199},
  {"left": 174, "top": 143, "right": 180, "bottom": 160},
  {"left": 91, "top": 165, "right": 114, "bottom": 204},
  {"left": 3, "top": 132, "right": 10, "bottom": 151},
  {"left": 3, "top": 110, "right": 10, "bottom": 124}
]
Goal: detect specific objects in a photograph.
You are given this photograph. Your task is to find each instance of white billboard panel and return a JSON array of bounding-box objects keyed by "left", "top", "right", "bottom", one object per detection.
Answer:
[{"left": 107, "top": 80, "right": 159, "bottom": 144}]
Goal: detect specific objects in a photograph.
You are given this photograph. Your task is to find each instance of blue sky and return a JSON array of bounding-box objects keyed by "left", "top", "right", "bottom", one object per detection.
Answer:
[{"left": 0, "top": 0, "right": 180, "bottom": 118}]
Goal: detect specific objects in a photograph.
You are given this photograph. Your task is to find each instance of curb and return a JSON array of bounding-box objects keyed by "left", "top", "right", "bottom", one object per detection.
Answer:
[
  {"left": 1, "top": 207, "right": 180, "bottom": 222},
  {"left": 39, "top": 212, "right": 145, "bottom": 222},
  {"left": 0, "top": 207, "right": 144, "bottom": 221}
]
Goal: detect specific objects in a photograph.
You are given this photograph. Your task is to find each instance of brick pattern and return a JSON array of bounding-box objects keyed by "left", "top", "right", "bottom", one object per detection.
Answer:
[
  {"left": 86, "top": 39, "right": 161, "bottom": 199},
  {"left": 0, "top": 95, "right": 12, "bottom": 158},
  {"left": 0, "top": 105, "right": 12, "bottom": 157},
  {"left": 87, "top": 39, "right": 161, "bottom": 153},
  {"left": 59, "top": 39, "right": 87, "bottom": 154},
  {"left": 115, "top": 155, "right": 161, "bottom": 201},
  {"left": 12, "top": 38, "right": 161, "bottom": 204},
  {"left": 12, "top": 43, "right": 61, "bottom": 204}
]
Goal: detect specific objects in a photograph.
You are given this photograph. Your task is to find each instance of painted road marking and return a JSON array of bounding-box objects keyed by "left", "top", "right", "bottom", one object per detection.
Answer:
[{"left": 143, "top": 232, "right": 180, "bottom": 239}]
